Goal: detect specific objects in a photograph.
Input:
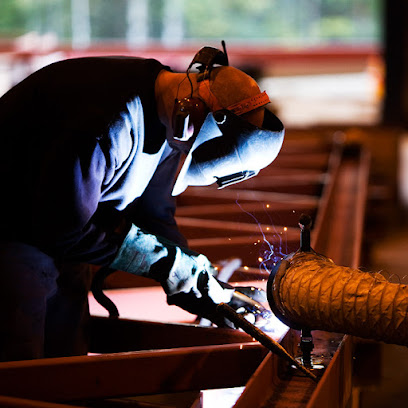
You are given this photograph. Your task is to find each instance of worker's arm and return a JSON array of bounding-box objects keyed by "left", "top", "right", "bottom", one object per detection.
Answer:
[
  {"left": 110, "top": 224, "right": 229, "bottom": 295},
  {"left": 109, "top": 224, "right": 272, "bottom": 327},
  {"left": 109, "top": 224, "right": 235, "bottom": 322}
]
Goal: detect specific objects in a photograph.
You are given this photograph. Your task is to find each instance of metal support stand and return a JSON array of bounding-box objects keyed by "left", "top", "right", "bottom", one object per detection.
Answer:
[{"left": 300, "top": 328, "right": 314, "bottom": 368}]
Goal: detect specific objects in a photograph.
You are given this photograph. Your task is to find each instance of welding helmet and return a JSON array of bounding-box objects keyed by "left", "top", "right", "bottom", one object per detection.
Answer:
[
  {"left": 171, "top": 42, "right": 285, "bottom": 196},
  {"left": 172, "top": 104, "right": 284, "bottom": 196}
]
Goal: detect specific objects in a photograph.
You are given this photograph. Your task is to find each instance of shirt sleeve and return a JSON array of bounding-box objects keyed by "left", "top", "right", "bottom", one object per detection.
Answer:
[{"left": 123, "top": 148, "right": 188, "bottom": 248}]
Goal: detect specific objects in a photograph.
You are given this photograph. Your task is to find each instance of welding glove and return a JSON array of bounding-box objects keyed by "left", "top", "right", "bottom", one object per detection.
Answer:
[
  {"left": 110, "top": 224, "right": 234, "bottom": 302},
  {"left": 110, "top": 225, "right": 270, "bottom": 327},
  {"left": 166, "top": 272, "right": 236, "bottom": 327},
  {"left": 167, "top": 280, "right": 273, "bottom": 329}
]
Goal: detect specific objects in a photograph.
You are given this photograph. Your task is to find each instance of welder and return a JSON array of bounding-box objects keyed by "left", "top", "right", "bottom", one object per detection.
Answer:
[{"left": 0, "top": 44, "right": 284, "bottom": 361}]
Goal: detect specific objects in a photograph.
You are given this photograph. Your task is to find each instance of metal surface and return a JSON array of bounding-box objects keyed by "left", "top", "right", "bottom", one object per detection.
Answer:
[
  {"left": 89, "top": 316, "right": 257, "bottom": 353},
  {"left": 0, "top": 342, "right": 266, "bottom": 403}
]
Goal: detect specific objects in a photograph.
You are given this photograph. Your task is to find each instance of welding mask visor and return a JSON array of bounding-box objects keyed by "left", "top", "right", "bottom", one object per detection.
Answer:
[{"left": 172, "top": 107, "right": 284, "bottom": 196}]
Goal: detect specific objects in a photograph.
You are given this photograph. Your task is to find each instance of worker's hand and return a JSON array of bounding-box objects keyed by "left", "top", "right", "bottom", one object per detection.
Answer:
[
  {"left": 228, "top": 287, "right": 274, "bottom": 331},
  {"left": 109, "top": 224, "right": 225, "bottom": 297},
  {"left": 167, "top": 271, "right": 236, "bottom": 327},
  {"left": 160, "top": 247, "right": 227, "bottom": 298},
  {"left": 167, "top": 272, "right": 272, "bottom": 329}
]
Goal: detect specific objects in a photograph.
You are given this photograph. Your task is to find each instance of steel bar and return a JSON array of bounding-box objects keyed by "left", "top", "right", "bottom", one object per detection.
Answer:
[
  {"left": 178, "top": 187, "right": 320, "bottom": 207},
  {"left": 0, "top": 343, "right": 267, "bottom": 402},
  {"left": 89, "top": 316, "right": 256, "bottom": 353},
  {"left": 175, "top": 216, "right": 299, "bottom": 236}
]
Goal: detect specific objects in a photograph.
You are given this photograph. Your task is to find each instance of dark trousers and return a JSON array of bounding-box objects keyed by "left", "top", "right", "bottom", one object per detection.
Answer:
[{"left": 0, "top": 241, "right": 92, "bottom": 361}]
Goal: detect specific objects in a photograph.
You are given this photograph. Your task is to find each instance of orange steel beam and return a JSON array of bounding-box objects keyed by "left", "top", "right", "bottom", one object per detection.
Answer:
[
  {"left": 88, "top": 316, "right": 257, "bottom": 353},
  {"left": 175, "top": 201, "right": 317, "bottom": 217},
  {"left": 0, "top": 395, "right": 82, "bottom": 408},
  {"left": 175, "top": 216, "right": 299, "bottom": 237},
  {"left": 178, "top": 187, "right": 320, "bottom": 207},
  {"left": 0, "top": 343, "right": 267, "bottom": 403}
]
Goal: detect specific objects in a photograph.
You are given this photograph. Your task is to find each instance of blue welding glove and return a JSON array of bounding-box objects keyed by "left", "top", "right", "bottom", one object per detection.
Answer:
[
  {"left": 167, "top": 272, "right": 236, "bottom": 327},
  {"left": 162, "top": 246, "right": 234, "bottom": 303},
  {"left": 110, "top": 224, "right": 234, "bottom": 300},
  {"left": 110, "top": 225, "right": 271, "bottom": 327},
  {"left": 167, "top": 281, "right": 273, "bottom": 329}
]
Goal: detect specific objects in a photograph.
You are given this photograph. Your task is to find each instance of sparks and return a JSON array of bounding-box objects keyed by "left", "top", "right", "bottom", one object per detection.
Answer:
[{"left": 235, "top": 199, "right": 287, "bottom": 272}]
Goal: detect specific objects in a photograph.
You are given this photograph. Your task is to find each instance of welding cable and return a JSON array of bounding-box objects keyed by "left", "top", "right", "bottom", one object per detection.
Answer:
[
  {"left": 91, "top": 266, "right": 119, "bottom": 318},
  {"left": 269, "top": 251, "right": 408, "bottom": 346},
  {"left": 216, "top": 302, "right": 318, "bottom": 382}
]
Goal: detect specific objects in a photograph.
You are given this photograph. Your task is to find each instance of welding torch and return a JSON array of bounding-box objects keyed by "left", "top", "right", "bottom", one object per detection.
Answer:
[
  {"left": 92, "top": 266, "right": 317, "bottom": 381},
  {"left": 215, "top": 294, "right": 318, "bottom": 382},
  {"left": 213, "top": 214, "right": 317, "bottom": 381}
]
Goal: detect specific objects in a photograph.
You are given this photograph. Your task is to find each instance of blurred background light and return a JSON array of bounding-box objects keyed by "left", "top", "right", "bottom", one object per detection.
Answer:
[{"left": 0, "top": 0, "right": 382, "bottom": 126}]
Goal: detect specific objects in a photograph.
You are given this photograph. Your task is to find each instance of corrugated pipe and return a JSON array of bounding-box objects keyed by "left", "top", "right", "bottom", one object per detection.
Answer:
[{"left": 267, "top": 251, "right": 408, "bottom": 346}]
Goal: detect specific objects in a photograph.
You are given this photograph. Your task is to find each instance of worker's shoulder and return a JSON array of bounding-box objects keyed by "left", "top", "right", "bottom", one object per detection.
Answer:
[
  {"left": 33, "top": 56, "right": 167, "bottom": 82},
  {"left": 44, "top": 55, "right": 163, "bottom": 71}
]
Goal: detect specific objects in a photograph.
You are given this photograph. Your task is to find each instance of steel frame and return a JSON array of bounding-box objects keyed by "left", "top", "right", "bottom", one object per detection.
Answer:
[{"left": 0, "top": 130, "right": 370, "bottom": 407}]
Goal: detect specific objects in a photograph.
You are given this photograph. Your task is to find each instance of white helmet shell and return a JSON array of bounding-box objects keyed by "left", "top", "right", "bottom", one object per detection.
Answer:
[{"left": 172, "top": 107, "right": 284, "bottom": 196}]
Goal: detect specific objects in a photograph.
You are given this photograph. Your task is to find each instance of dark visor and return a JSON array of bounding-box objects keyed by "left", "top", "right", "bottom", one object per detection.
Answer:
[{"left": 215, "top": 170, "right": 258, "bottom": 189}]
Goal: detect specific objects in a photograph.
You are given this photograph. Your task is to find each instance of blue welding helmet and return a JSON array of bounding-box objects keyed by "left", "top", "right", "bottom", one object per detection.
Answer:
[{"left": 171, "top": 106, "right": 284, "bottom": 196}]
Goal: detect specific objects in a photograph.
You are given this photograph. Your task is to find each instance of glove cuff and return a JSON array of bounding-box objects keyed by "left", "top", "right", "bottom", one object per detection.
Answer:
[{"left": 110, "top": 224, "right": 174, "bottom": 278}]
